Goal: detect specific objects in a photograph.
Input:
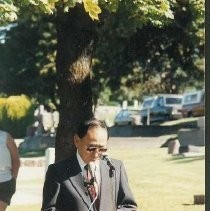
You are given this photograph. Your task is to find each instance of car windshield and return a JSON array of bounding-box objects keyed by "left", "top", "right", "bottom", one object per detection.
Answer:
[
  {"left": 116, "top": 109, "right": 139, "bottom": 118},
  {"left": 142, "top": 99, "right": 154, "bottom": 108},
  {"left": 116, "top": 111, "right": 125, "bottom": 118},
  {"left": 183, "top": 93, "right": 199, "bottom": 104},
  {"left": 165, "top": 97, "right": 182, "bottom": 105},
  {"left": 128, "top": 110, "right": 139, "bottom": 115}
]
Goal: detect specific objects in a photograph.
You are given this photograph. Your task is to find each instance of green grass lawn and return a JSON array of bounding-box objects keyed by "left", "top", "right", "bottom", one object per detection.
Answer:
[
  {"left": 8, "top": 147, "right": 204, "bottom": 211},
  {"left": 110, "top": 147, "right": 205, "bottom": 211}
]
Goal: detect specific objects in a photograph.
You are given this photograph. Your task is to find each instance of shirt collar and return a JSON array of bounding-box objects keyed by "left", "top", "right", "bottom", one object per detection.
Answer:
[
  {"left": 76, "top": 150, "right": 86, "bottom": 171},
  {"left": 76, "top": 150, "right": 100, "bottom": 171}
]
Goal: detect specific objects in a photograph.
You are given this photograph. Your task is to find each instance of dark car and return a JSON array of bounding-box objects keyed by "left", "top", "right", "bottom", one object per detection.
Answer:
[
  {"left": 180, "top": 89, "right": 205, "bottom": 118},
  {"left": 140, "top": 94, "right": 183, "bottom": 125}
]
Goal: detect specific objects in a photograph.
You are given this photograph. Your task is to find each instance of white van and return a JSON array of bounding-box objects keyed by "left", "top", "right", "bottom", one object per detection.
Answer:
[{"left": 180, "top": 89, "right": 205, "bottom": 117}]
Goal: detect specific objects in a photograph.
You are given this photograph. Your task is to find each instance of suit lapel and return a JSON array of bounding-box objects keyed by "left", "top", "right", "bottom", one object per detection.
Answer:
[
  {"left": 99, "top": 160, "right": 114, "bottom": 211},
  {"left": 67, "top": 156, "right": 117, "bottom": 211},
  {"left": 69, "top": 173, "right": 92, "bottom": 207},
  {"left": 67, "top": 155, "right": 92, "bottom": 209}
]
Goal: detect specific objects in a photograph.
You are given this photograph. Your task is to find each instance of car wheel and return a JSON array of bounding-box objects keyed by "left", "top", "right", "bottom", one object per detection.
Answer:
[
  {"left": 187, "top": 112, "right": 193, "bottom": 117},
  {"left": 164, "top": 114, "right": 170, "bottom": 121}
]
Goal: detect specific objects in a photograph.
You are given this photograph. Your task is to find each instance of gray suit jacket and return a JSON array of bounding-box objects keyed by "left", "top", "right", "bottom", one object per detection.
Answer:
[{"left": 41, "top": 154, "right": 137, "bottom": 211}]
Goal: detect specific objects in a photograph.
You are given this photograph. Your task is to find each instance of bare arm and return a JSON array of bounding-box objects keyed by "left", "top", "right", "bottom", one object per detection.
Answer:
[{"left": 6, "top": 134, "right": 20, "bottom": 179}]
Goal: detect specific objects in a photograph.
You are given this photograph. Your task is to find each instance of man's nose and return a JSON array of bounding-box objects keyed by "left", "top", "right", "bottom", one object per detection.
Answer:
[{"left": 92, "top": 149, "right": 100, "bottom": 157}]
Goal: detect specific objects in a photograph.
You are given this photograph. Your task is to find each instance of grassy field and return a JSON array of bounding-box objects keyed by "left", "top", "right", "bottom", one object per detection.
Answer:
[
  {"left": 7, "top": 147, "right": 204, "bottom": 211},
  {"left": 110, "top": 147, "right": 204, "bottom": 211}
]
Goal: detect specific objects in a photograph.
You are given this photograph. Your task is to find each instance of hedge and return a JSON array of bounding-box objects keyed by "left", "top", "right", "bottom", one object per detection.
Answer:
[{"left": 0, "top": 95, "right": 35, "bottom": 138}]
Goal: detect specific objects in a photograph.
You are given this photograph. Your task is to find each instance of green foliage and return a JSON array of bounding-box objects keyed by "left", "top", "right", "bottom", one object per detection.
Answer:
[
  {"left": 0, "top": 98, "right": 6, "bottom": 120},
  {"left": 0, "top": 0, "right": 18, "bottom": 24},
  {"left": 93, "top": 0, "right": 204, "bottom": 101},
  {"left": 5, "top": 95, "right": 32, "bottom": 119},
  {"left": 83, "top": 0, "right": 101, "bottom": 20},
  {"left": 0, "top": 12, "right": 57, "bottom": 107},
  {"left": 0, "top": 0, "right": 175, "bottom": 25},
  {"left": 0, "top": 95, "right": 35, "bottom": 138},
  {"left": 0, "top": 0, "right": 204, "bottom": 107}
]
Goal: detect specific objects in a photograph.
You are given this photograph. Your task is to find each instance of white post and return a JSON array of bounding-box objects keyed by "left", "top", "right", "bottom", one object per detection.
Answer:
[
  {"left": 147, "top": 108, "right": 150, "bottom": 125},
  {"left": 45, "top": 147, "right": 55, "bottom": 172},
  {"left": 133, "top": 100, "right": 139, "bottom": 109},
  {"left": 122, "top": 100, "right": 128, "bottom": 109}
]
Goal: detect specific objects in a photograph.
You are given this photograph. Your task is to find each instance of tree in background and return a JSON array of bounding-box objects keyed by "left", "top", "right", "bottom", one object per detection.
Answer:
[
  {"left": 94, "top": 0, "right": 204, "bottom": 101},
  {"left": 0, "top": 13, "right": 57, "bottom": 106},
  {"left": 0, "top": 0, "right": 199, "bottom": 160},
  {"left": 0, "top": 1, "right": 204, "bottom": 106}
]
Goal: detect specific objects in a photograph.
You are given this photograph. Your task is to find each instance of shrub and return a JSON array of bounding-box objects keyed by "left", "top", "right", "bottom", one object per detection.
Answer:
[{"left": 0, "top": 95, "right": 35, "bottom": 138}]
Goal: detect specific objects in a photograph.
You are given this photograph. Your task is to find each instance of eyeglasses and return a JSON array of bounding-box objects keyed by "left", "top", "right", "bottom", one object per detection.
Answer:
[{"left": 86, "top": 147, "right": 107, "bottom": 153}]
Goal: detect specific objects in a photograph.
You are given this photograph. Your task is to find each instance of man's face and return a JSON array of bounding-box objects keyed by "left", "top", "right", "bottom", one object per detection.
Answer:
[{"left": 74, "top": 127, "right": 108, "bottom": 163}]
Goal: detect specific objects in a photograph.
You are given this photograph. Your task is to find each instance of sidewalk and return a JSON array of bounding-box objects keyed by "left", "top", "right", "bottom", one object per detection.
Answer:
[{"left": 11, "top": 161, "right": 45, "bottom": 205}]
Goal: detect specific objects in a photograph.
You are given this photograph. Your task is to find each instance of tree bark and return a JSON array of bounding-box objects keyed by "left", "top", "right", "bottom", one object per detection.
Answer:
[{"left": 55, "top": 4, "right": 96, "bottom": 161}]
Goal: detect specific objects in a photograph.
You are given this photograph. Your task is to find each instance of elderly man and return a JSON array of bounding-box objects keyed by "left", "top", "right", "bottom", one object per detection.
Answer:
[{"left": 41, "top": 118, "right": 137, "bottom": 211}]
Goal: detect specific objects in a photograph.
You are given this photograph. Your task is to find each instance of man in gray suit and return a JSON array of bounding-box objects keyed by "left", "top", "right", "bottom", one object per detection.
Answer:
[{"left": 41, "top": 118, "right": 137, "bottom": 211}]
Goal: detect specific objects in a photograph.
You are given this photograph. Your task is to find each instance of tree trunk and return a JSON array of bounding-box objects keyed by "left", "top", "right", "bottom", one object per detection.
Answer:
[{"left": 55, "top": 4, "right": 96, "bottom": 161}]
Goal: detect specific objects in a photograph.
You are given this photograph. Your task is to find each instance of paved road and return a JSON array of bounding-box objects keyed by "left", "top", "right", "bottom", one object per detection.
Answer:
[
  {"left": 11, "top": 135, "right": 173, "bottom": 206},
  {"left": 11, "top": 167, "right": 45, "bottom": 205}
]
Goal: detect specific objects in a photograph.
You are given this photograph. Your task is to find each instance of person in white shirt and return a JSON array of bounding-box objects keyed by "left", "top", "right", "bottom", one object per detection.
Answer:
[{"left": 0, "top": 130, "right": 20, "bottom": 211}]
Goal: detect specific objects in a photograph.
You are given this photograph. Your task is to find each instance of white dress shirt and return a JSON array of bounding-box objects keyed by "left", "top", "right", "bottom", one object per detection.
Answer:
[{"left": 76, "top": 151, "right": 101, "bottom": 195}]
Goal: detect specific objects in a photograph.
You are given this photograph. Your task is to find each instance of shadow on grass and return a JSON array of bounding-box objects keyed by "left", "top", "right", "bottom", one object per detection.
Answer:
[
  {"left": 166, "top": 155, "right": 204, "bottom": 163},
  {"left": 183, "top": 203, "right": 204, "bottom": 206},
  {"left": 183, "top": 203, "right": 194, "bottom": 206}
]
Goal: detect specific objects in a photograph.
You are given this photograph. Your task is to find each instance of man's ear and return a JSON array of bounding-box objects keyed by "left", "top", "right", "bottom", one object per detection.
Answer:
[{"left": 74, "top": 134, "right": 80, "bottom": 148}]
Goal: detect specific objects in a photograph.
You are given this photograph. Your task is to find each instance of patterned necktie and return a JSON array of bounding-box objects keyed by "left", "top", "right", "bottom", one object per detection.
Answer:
[{"left": 84, "top": 164, "right": 100, "bottom": 210}]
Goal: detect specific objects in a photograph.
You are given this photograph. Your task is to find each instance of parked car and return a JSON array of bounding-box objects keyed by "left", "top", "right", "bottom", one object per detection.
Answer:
[
  {"left": 180, "top": 89, "right": 205, "bottom": 117},
  {"left": 163, "top": 94, "right": 183, "bottom": 119},
  {"left": 140, "top": 94, "right": 183, "bottom": 125},
  {"left": 114, "top": 109, "right": 140, "bottom": 125}
]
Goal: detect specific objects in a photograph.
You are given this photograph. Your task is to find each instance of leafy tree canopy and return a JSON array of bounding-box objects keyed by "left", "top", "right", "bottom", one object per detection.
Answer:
[
  {"left": 0, "top": 12, "right": 57, "bottom": 106},
  {"left": 0, "top": 0, "right": 204, "bottom": 105},
  {"left": 93, "top": 0, "right": 204, "bottom": 102},
  {"left": 1, "top": 0, "right": 174, "bottom": 25},
  {"left": 0, "top": 0, "right": 178, "bottom": 107}
]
